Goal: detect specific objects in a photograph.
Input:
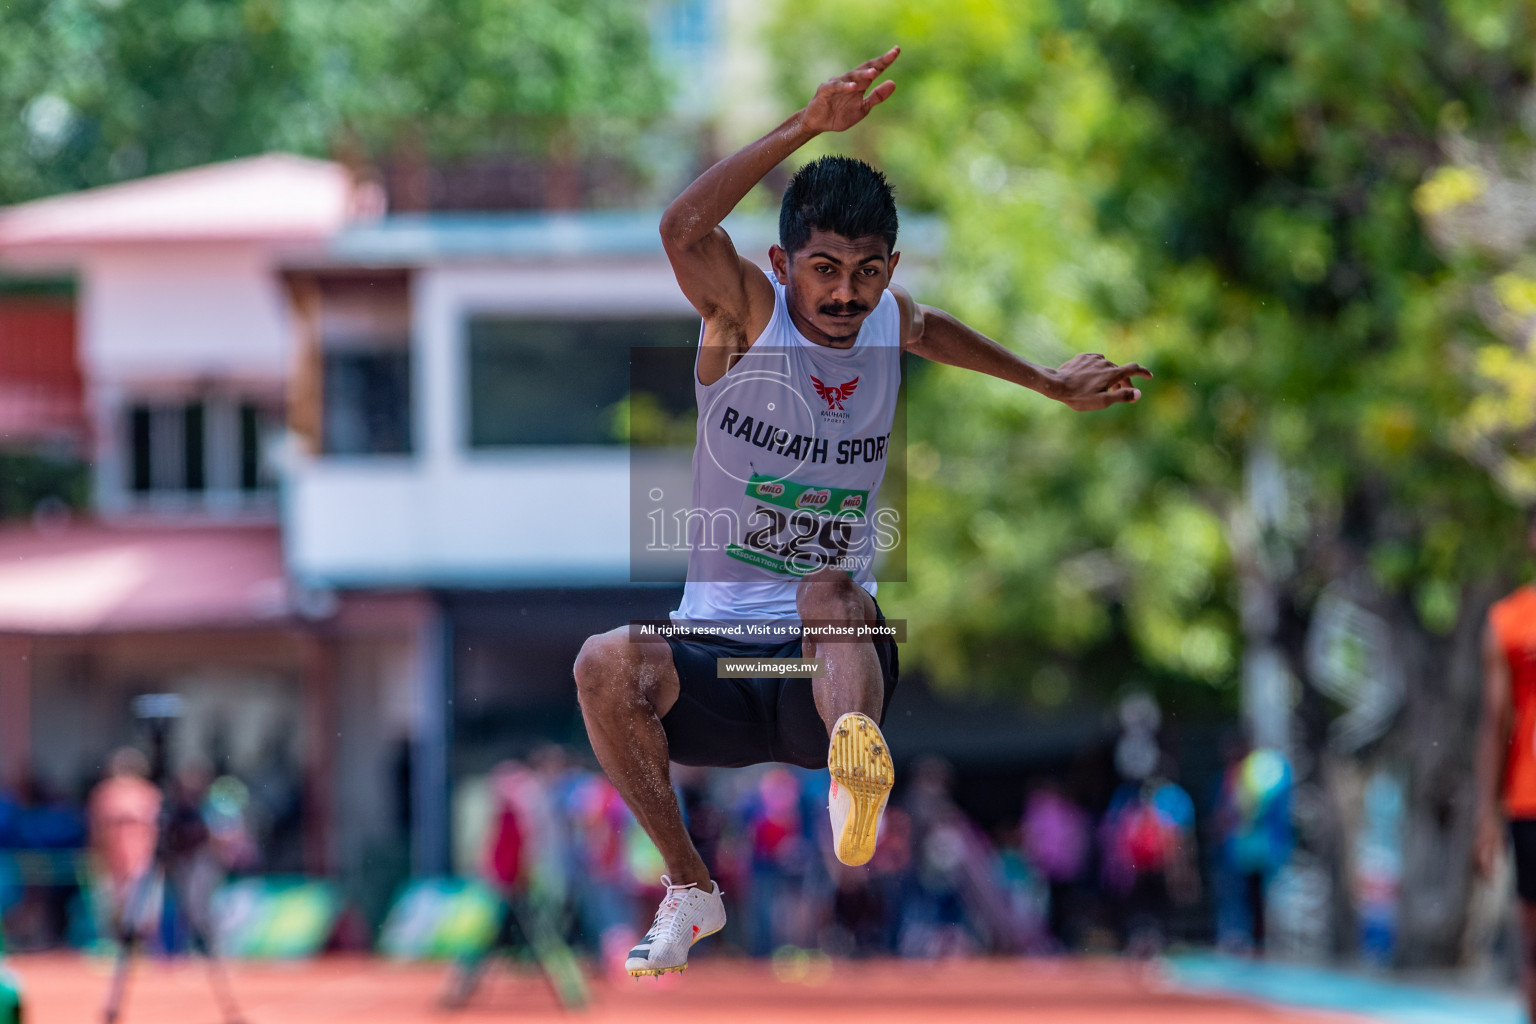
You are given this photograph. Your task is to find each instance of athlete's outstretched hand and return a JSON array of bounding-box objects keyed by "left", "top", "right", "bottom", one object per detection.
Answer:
[
  {"left": 1049, "top": 353, "right": 1153, "bottom": 410},
  {"left": 801, "top": 46, "right": 899, "bottom": 135}
]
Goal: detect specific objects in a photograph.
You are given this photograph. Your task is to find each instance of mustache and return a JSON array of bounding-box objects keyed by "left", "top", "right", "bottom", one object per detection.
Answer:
[{"left": 819, "top": 301, "right": 869, "bottom": 316}]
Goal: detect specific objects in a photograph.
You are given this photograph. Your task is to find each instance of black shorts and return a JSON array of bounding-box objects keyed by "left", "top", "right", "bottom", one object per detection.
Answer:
[
  {"left": 660, "top": 605, "right": 899, "bottom": 770},
  {"left": 1512, "top": 819, "right": 1536, "bottom": 902}
]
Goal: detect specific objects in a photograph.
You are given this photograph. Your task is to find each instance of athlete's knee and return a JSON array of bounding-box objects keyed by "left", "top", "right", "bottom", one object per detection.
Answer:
[
  {"left": 574, "top": 630, "right": 659, "bottom": 711},
  {"left": 574, "top": 631, "right": 626, "bottom": 699},
  {"left": 796, "top": 567, "right": 864, "bottom": 621}
]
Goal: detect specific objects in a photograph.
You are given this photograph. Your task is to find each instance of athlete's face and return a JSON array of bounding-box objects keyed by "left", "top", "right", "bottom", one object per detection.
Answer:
[{"left": 770, "top": 228, "right": 900, "bottom": 348}]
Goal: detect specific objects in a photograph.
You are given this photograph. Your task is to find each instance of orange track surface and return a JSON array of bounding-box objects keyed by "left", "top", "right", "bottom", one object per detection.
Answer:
[{"left": 8, "top": 953, "right": 1372, "bottom": 1024}]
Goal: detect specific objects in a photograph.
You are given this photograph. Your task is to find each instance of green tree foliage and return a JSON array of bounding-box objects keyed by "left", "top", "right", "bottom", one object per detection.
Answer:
[
  {"left": 771, "top": 1, "right": 1532, "bottom": 711},
  {"left": 1417, "top": 145, "right": 1536, "bottom": 500},
  {"left": 0, "top": 0, "right": 666, "bottom": 204},
  {"left": 327, "top": 0, "right": 664, "bottom": 160}
]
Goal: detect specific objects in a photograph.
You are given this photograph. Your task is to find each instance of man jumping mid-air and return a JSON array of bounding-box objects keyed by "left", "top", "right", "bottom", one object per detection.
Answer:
[{"left": 574, "top": 45, "right": 1151, "bottom": 978}]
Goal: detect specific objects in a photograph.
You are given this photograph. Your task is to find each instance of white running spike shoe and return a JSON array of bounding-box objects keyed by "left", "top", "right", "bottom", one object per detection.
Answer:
[
  {"left": 625, "top": 875, "right": 726, "bottom": 977},
  {"left": 827, "top": 711, "right": 895, "bottom": 866}
]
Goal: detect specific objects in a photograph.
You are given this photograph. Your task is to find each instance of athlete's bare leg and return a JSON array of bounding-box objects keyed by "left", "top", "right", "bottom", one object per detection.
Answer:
[
  {"left": 798, "top": 568, "right": 884, "bottom": 731},
  {"left": 574, "top": 627, "right": 711, "bottom": 887}
]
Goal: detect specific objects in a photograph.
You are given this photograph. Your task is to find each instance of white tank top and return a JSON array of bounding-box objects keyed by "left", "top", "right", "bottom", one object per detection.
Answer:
[{"left": 673, "top": 274, "right": 902, "bottom": 627}]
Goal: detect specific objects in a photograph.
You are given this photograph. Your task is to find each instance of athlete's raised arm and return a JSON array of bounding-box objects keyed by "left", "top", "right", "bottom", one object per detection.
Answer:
[
  {"left": 892, "top": 285, "right": 1152, "bottom": 411},
  {"left": 660, "top": 46, "right": 899, "bottom": 384}
]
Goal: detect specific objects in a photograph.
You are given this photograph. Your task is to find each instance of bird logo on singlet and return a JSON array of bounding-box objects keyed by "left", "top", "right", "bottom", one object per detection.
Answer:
[{"left": 810, "top": 375, "right": 859, "bottom": 411}]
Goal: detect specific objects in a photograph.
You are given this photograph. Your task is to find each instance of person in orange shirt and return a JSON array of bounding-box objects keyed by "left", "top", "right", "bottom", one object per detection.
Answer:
[{"left": 1477, "top": 525, "right": 1536, "bottom": 1023}]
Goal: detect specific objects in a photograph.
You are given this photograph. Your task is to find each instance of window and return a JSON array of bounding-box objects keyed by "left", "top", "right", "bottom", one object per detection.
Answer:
[
  {"left": 315, "top": 274, "right": 412, "bottom": 456},
  {"left": 466, "top": 317, "right": 697, "bottom": 448},
  {"left": 126, "top": 397, "right": 279, "bottom": 499},
  {"left": 322, "top": 349, "right": 411, "bottom": 455}
]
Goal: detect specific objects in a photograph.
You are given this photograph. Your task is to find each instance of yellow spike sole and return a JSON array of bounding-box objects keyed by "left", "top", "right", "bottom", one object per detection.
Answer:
[
  {"left": 827, "top": 712, "right": 894, "bottom": 867},
  {"left": 628, "top": 963, "right": 688, "bottom": 978}
]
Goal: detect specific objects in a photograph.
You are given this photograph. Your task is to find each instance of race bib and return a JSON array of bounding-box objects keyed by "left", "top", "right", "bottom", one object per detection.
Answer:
[{"left": 728, "top": 473, "right": 868, "bottom": 577}]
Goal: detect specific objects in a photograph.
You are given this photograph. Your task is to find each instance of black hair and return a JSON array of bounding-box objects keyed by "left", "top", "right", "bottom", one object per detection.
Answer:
[{"left": 778, "top": 155, "right": 898, "bottom": 256}]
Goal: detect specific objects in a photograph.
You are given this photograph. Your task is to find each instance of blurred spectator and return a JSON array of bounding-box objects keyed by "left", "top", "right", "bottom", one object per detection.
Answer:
[
  {"left": 0, "top": 786, "right": 18, "bottom": 926},
  {"left": 161, "top": 758, "right": 223, "bottom": 955},
  {"left": 827, "top": 861, "right": 881, "bottom": 955},
  {"left": 824, "top": 800, "right": 912, "bottom": 957},
  {"left": 5, "top": 776, "right": 86, "bottom": 947},
  {"left": 1021, "top": 783, "right": 1091, "bottom": 950},
  {"left": 532, "top": 746, "right": 582, "bottom": 888},
  {"left": 0, "top": 786, "right": 18, "bottom": 849},
  {"left": 1213, "top": 739, "right": 1294, "bottom": 954},
  {"left": 898, "top": 758, "right": 1008, "bottom": 958},
  {"left": 0, "top": 776, "right": 86, "bottom": 949},
  {"left": 442, "top": 760, "right": 533, "bottom": 1008},
  {"left": 675, "top": 766, "right": 726, "bottom": 875},
  {"left": 504, "top": 753, "right": 569, "bottom": 915},
  {"left": 13, "top": 777, "right": 86, "bottom": 851},
  {"left": 203, "top": 775, "right": 258, "bottom": 874},
  {"left": 569, "top": 769, "right": 644, "bottom": 973},
  {"left": 88, "top": 748, "right": 162, "bottom": 946},
  {"left": 794, "top": 769, "right": 836, "bottom": 951},
  {"left": 1101, "top": 760, "right": 1199, "bottom": 956},
  {"left": 991, "top": 823, "right": 1050, "bottom": 953},
  {"left": 248, "top": 731, "right": 303, "bottom": 873},
  {"left": 739, "top": 767, "right": 811, "bottom": 955}
]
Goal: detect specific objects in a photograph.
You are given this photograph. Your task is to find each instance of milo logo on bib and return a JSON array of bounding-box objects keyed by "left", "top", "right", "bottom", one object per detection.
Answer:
[{"left": 729, "top": 473, "right": 869, "bottom": 577}]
